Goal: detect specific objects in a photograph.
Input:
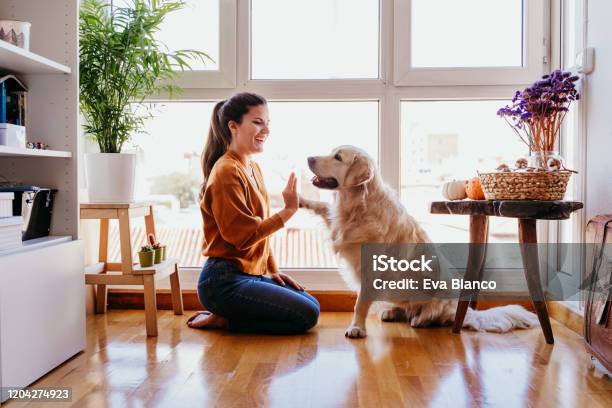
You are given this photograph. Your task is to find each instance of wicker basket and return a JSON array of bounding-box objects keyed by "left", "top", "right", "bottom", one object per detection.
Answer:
[{"left": 479, "top": 171, "right": 572, "bottom": 201}]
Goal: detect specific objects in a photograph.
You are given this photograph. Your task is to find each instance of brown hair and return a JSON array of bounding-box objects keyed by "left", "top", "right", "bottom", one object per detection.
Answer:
[{"left": 199, "top": 92, "right": 267, "bottom": 200}]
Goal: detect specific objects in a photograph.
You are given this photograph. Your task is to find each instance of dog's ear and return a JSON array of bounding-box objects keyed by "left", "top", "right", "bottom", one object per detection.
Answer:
[{"left": 345, "top": 155, "right": 374, "bottom": 188}]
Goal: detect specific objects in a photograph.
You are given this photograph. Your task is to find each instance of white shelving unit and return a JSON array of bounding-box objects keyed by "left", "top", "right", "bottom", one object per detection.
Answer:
[
  {"left": 0, "top": 146, "right": 72, "bottom": 158},
  {"left": 0, "top": 40, "right": 71, "bottom": 74},
  {"left": 0, "top": 235, "right": 72, "bottom": 257},
  {"left": 0, "top": 0, "right": 84, "bottom": 402}
]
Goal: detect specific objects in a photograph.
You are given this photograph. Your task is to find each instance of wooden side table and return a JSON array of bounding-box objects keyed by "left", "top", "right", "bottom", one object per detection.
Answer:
[
  {"left": 430, "top": 200, "right": 583, "bottom": 344},
  {"left": 81, "top": 202, "right": 184, "bottom": 337}
]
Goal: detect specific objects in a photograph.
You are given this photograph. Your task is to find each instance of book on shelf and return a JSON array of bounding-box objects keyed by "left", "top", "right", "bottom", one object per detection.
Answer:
[
  {"left": 0, "top": 191, "right": 13, "bottom": 217},
  {"left": 0, "top": 215, "right": 23, "bottom": 251}
]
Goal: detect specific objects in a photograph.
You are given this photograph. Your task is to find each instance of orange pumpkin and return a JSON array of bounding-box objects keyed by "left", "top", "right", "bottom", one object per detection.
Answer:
[{"left": 465, "top": 177, "right": 485, "bottom": 200}]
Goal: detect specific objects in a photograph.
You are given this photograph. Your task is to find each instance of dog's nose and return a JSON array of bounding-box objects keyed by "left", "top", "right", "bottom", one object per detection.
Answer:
[{"left": 307, "top": 157, "right": 316, "bottom": 167}]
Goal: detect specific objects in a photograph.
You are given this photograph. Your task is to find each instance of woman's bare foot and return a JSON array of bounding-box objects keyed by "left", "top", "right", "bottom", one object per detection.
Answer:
[{"left": 186, "top": 311, "right": 229, "bottom": 330}]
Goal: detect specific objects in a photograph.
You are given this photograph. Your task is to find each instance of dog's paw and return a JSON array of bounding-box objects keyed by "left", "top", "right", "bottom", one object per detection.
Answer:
[
  {"left": 409, "top": 316, "right": 428, "bottom": 328},
  {"left": 380, "top": 309, "right": 396, "bottom": 322},
  {"left": 298, "top": 195, "right": 309, "bottom": 209},
  {"left": 380, "top": 307, "right": 406, "bottom": 322},
  {"left": 345, "top": 325, "right": 367, "bottom": 338}
]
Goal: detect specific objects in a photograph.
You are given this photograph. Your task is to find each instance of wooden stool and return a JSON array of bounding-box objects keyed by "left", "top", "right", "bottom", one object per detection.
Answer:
[
  {"left": 81, "top": 202, "right": 184, "bottom": 337},
  {"left": 430, "top": 200, "right": 583, "bottom": 345}
]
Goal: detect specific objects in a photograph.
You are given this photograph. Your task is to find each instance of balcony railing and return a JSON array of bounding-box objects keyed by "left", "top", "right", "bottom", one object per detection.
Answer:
[{"left": 107, "top": 225, "right": 340, "bottom": 269}]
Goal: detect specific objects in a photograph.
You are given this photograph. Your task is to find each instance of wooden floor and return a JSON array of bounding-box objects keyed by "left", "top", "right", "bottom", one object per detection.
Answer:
[{"left": 5, "top": 311, "right": 612, "bottom": 408}]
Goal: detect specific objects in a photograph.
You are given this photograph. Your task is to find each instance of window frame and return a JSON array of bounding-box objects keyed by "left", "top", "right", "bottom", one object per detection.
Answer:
[
  {"left": 547, "top": 0, "right": 587, "bottom": 247},
  {"left": 546, "top": 0, "right": 587, "bottom": 310},
  {"left": 137, "top": 0, "right": 561, "bottom": 275},
  {"left": 393, "top": 0, "right": 547, "bottom": 86},
  {"left": 559, "top": 0, "right": 587, "bottom": 245}
]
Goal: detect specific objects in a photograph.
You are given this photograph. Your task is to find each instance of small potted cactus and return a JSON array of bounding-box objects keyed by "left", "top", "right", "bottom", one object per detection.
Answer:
[
  {"left": 148, "top": 233, "right": 164, "bottom": 264},
  {"left": 138, "top": 245, "right": 154, "bottom": 267}
]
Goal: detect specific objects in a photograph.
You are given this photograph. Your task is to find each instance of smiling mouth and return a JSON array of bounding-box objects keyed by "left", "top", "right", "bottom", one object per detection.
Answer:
[{"left": 311, "top": 175, "right": 339, "bottom": 189}]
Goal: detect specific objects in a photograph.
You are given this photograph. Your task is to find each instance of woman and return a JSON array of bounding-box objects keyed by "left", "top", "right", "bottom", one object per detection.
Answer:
[{"left": 187, "top": 92, "right": 320, "bottom": 334}]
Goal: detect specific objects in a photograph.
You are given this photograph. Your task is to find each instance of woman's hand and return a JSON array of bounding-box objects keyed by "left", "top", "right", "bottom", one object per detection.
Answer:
[
  {"left": 270, "top": 271, "right": 305, "bottom": 291},
  {"left": 277, "top": 172, "right": 298, "bottom": 224},
  {"left": 282, "top": 172, "right": 298, "bottom": 211}
]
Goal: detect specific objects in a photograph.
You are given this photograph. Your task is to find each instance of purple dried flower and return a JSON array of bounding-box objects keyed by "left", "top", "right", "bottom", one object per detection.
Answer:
[{"left": 497, "top": 70, "right": 580, "bottom": 152}]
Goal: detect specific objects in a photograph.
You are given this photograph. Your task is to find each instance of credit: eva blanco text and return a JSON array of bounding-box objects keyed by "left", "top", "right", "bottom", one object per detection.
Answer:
[
  {"left": 372, "top": 278, "right": 497, "bottom": 290},
  {"left": 370, "top": 254, "right": 497, "bottom": 290}
]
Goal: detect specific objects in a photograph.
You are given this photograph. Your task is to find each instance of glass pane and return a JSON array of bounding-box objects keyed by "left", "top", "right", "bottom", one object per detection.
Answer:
[
  {"left": 130, "top": 102, "right": 215, "bottom": 268},
  {"left": 560, "top": 104, "right": 577, "bottom": 202},
  {"left": 112, "top": 0, "right": 219, "bottom": 70},
  {"left": 260, "top": 101, "right": 379, "bottom": 267},
  {"left": 110, "top": 101, "right": 377, "bottom": 269},
  {"left": 251, "top": 0, "right": 379, "bottom": 79},
  {"left": 562, "top": 0, "right": 578, "bottom": 70},
  {"left": 410, "top": 0, "right": 523, "bottom": 68},
  {"left": 559, "top": 104, "right": 577, "bottom": 248},
  {"left": 156, "top": 0, "right": 219, "bottom": 70},
  {"left": 400, "top": 101, "right": 526, "bottom": 243}
]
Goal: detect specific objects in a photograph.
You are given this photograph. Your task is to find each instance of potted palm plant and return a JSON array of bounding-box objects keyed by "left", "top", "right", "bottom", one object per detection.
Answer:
[{"left": 80, "top": 0, "right": 211, "bottom": 202}]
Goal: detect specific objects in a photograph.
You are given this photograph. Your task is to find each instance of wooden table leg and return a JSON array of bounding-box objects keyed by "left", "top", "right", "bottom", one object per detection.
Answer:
[
  {"left": 118, "top": 210, "right": 134, "bottom": 275},
  {"left": 169, "top": 264, "right": 184, "bottom": 315},
  {"left": 453, "top": 215, "right": 489, "bottom": 333},
  {"left": 143, "top": 275, "right": 158, "bottom": 337},
  {"left": 96, "top": 218, "right": 109, "bottom": 314},
  {"left": 518, "top": 218, "right": 554, "bottom": 344}
]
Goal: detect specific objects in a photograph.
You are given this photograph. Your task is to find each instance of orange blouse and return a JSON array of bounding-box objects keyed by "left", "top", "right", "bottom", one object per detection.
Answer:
[{"left": 200, "top": 150, "right": 283, "bottom": 275}]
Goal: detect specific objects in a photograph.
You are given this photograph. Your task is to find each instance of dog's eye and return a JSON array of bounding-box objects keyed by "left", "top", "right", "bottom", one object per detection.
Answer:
[{"left": 334, "top": 153, "right": 342, "bottom": 162}]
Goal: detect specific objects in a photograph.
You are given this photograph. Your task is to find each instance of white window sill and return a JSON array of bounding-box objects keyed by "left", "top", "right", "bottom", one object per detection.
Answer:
[{"left": 107, "top": 267, "right": 351, "bottom": 292}]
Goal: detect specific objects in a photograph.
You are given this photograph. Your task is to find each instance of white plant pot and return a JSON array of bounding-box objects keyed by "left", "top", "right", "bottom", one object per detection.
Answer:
[{"left": 85, "top": 153, "right": 136, "bottom": 203}]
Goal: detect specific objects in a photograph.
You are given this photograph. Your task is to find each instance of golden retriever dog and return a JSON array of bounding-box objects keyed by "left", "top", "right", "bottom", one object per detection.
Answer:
[{"left": 300, "top": 145, "right": 539, "bottom": 338}]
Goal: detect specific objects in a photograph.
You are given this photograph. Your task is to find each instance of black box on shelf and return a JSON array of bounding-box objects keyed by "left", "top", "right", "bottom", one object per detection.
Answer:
[{"left": 0, "top": 186, "right": 57, "bottom": 240}]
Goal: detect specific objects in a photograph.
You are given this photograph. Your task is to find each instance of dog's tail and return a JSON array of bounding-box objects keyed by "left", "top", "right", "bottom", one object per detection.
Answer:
[{"left": 463, "top": 305, "right": 540, "bottom": 333}]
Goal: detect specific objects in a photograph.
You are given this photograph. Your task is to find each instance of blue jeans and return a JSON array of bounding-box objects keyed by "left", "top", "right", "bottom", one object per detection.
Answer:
[{"left": 197, "top": 258, "right": 320, "bottom": 334}]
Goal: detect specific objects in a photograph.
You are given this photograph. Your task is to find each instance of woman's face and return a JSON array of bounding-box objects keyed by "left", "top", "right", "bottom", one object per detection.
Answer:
[{"left": 229, "top": 104, "right": 270, "bottom": 155}]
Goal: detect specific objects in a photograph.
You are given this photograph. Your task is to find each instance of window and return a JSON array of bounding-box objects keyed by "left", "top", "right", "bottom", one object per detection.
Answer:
[
  {"left": 250, "top": 0, "right": 380, "bottom": 79},
  {"left": 557, "top": 0, "right": 585, "bottom": 247},
  {"left": 89, "top": 1, "right": 554, "bottom": 277},
  {"left": 411, "top": 0, "right": 523, "bottom": 68},
  {"left": 260, "top": 101, "right": 379, "bottom": 268},
  {"left": 112, "top": 0, "right": 236, "bottom": 88},
  {"left": 109, "top": 101, "right": 378, "bottom": 269},
  {"left": 554, "top": 0, "right": 585, "bottom": 310},
  {"left": 117, "top": 102, "right": 215, "bottom": 268},
  {"left": 155, "top": 0, "right": 220, "bottom": 71},
  {"left": 400, "top": 100, "right": 525, "bottom": 243},
  {"left": 394, "top": 0, "right": 546, "bottom": 85}
]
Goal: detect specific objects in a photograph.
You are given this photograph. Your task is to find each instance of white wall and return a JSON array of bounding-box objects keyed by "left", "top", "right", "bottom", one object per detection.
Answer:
[{"left": 584, "top": 0, "right": 612, "bottom": 220}]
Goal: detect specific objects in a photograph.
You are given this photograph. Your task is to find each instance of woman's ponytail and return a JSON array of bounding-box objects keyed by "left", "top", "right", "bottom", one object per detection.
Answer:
[{"left": 200, "top": 100, "right": 230, "bottom": 200}]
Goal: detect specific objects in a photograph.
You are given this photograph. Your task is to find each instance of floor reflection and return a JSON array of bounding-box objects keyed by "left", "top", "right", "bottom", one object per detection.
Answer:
[{"left": 8, "top": 311, "right": 609, "bottom": 408}]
